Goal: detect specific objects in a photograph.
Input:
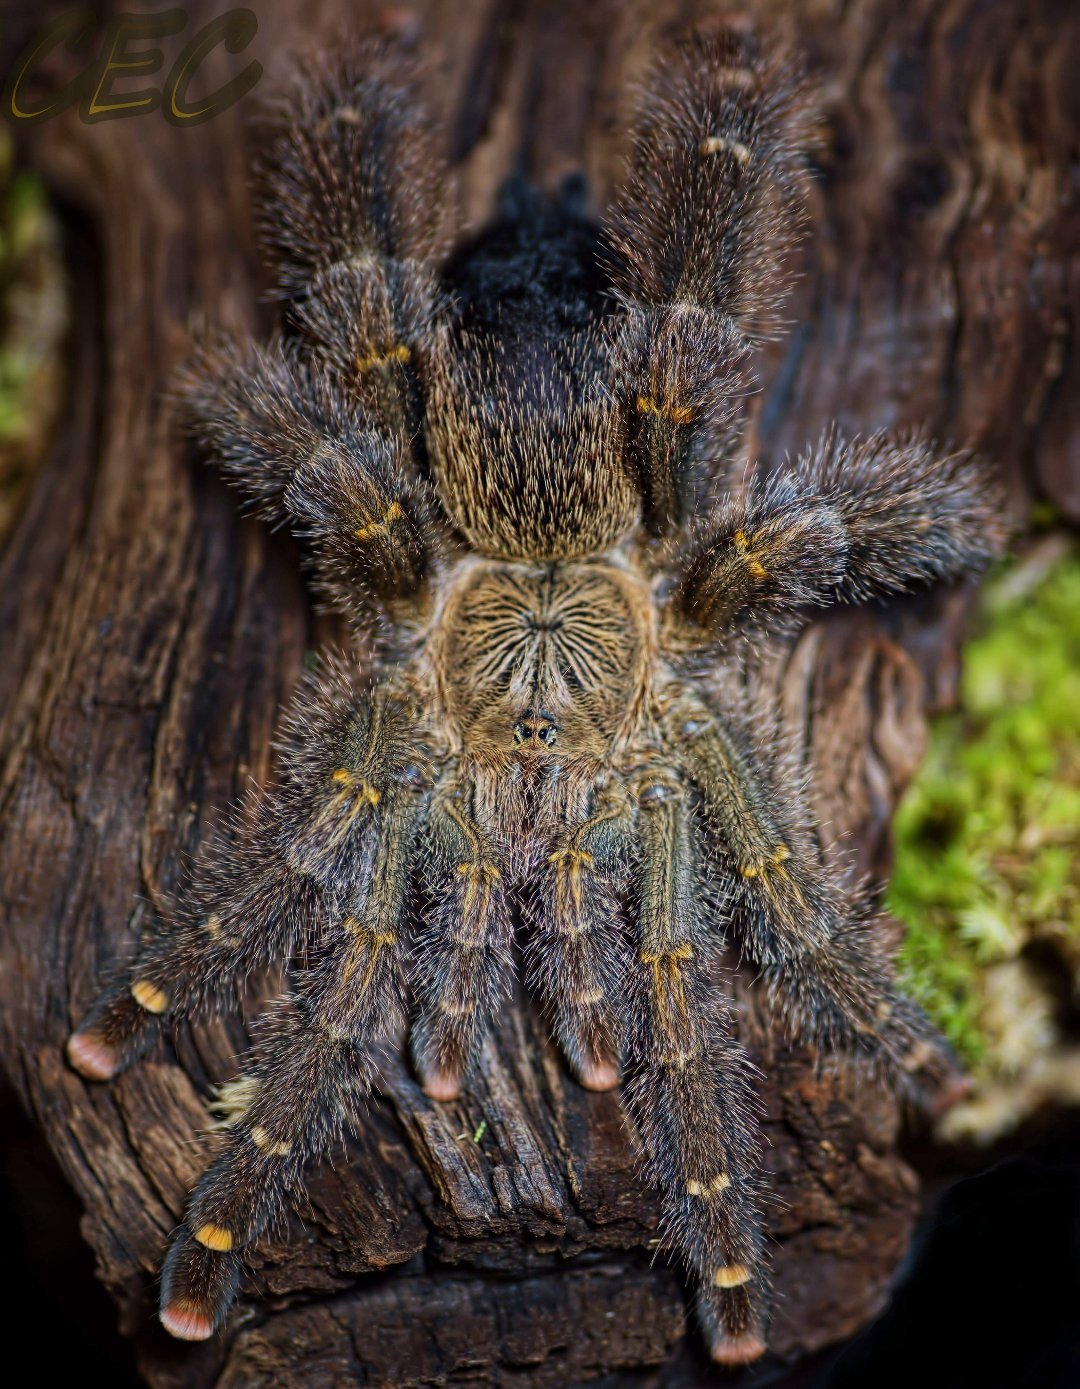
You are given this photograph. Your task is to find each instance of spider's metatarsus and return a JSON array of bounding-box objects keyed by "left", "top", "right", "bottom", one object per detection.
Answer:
[{"left": 67, "top": 31, "right": 1005, "bottom": 1365}]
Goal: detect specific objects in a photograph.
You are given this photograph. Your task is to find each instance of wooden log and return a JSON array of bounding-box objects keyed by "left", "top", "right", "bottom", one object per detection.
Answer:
[{"left": 0, "top": 1, "right": 1076, "bottom": 1384}]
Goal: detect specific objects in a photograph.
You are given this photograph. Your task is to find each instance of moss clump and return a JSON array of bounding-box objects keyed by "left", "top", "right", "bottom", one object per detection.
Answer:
[
  {"left": 890, "top": 536, "right": 1080, "bottom": 1113},
  {"left": 0, "top": 129, "right": 66, "bottom": 537},
  {"left": 0, "top": 169, "right": 53, "bottom": 437}
]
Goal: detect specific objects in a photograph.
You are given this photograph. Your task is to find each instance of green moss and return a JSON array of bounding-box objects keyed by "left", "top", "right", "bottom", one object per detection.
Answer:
[
  {"left": 0, "top": 156, "right": 54, "bottom": 444},
  {"left": 890, "top": 539, "right": 1080, "bottom": 1067},
  {"left": 0, "top": 137, "right": 66, "bottom": 538}
]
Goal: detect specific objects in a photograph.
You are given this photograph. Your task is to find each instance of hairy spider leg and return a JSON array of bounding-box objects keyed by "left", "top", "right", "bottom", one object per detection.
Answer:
[
  {"left": 67, "top": 676, "right": 419, "bottom": 1078},
  {"left": 410, "top": 776, "right": 513, "bottom": 1102},
  {"left": 257, "top": 40, "right": 453, "bottom": 463},
  {"left": 183, "top": 42, "right": 466, "bottom": 629},
  {"left": 622, "top": 769, "right": 768, "bottom": 1365},
  {"left": 604, "top": 30, "right": 810, "bottom": 534},
  {"left": 668, "top": 699, "right": 955, "bottom": 1094},
  {"left": 159, "top": 776, "right": 425, "bottom": 1340},
  {"left": 678, "top": 429, "right": 1008, "bottom": 636},
  {"left": 525, "top": 776, "right": 636, "bottom": 1091},
  {"left": 183, "top": 338, "right": 439, "bottom": 625},
  {"left": 65, "top": 801, "right": 333, "bottom": 1082}
]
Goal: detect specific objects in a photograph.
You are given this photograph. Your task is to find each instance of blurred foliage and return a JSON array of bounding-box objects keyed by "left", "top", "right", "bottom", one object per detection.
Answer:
[
  {"left": 890, "top": 531, "right": 1080, "bottom": 1136},
  {"left": 0, "top": 128, "right": 66, "bottom": 535},
  {"left": 0, "top": 173, "right": 49, "bottom": 430}
]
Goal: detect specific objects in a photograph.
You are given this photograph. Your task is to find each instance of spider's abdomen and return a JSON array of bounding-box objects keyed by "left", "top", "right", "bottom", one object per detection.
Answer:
[
  {"left": 423, "top": 182, "right": 640, "bottom": 562},
  {"left": 435, "top": 558, "right": 653, "bottom": 765}
]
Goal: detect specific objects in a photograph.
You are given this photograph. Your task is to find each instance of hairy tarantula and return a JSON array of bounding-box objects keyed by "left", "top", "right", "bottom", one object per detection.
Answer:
[{"left": 67, "top": 30, "right": 1005, "bottom": 1365}]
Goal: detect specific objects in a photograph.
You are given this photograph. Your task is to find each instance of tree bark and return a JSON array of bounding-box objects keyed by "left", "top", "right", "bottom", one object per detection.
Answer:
[{"left": 1, "top": 1, "right": 1076, "bottom": 1385}]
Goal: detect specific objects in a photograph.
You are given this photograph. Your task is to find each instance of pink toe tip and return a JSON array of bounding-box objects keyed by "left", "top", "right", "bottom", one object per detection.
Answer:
[
  {"left": 931, "top": 1072, "right": 974, "bottom": 1118},
  {"left": 422, "top": 1069, "right": 462, "bottom": 1103},
  {"left": 160, "top": 1301, "right": 215, "bottom": 1342},
  {"left": 578, "top": 1057, "right": 621, "bottom": 1092},
  {"left": 66, "top": 1030, "right": 119, "bottom": 1082},
  {"left": 710, "top": 1332, "right": 768, "bottom": 1366}
]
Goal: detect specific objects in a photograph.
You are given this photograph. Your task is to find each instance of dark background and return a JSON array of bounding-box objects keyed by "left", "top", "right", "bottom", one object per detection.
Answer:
[{"left": 4, "top": 1081, "right": 1078, "bottom": 1388}]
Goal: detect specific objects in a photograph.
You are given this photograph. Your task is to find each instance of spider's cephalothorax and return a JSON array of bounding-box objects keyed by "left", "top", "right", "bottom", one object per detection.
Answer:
[
  {"left": 67, "top": 31, "right": 1006, "bottom": 1365},
  {"left": 436, "top": 558, "right": 653, "bottom": 759}
]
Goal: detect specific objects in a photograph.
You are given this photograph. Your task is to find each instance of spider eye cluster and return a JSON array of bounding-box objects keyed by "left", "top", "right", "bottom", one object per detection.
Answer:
[{"left": 512, "top": 710, "right": 559, "bottom": 746}]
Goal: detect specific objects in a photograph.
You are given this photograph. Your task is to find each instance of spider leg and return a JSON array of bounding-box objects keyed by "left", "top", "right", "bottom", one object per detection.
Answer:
[
  {"left": 665, "top": 698, "right": 955, "bottom": 1093},
  {"left": 67, "top": 671, "right": 425, "bottom": 1081},
  {"left": 258, "top": 41, "right": 452, "bottom": 454},
  {"left": 525, "top": 776, "right": 635, "bottom": 1091},
  {"left": 158, "top": 776, "right": 424, "bottom": 1340},
  {"left": 604, "top": 30, "right": 810, "bottom": 534},
  {"left": 409, "top": 776, "right": 512, "bottom": 1102},
  {"left": 65, "top": 796, "right": 331, "bottom": 1083},
  {"left": 624, "top": 768, "right": 768, "bottom": 1365},
  {"left": 183, "top": 41, "right": 463, "bottom": 623},
  {"left": 183, "top": 336, "right": 439, "bottom": 620},
  {"left": 676, "top": 429, "right": 1007, "bottom": 637}
]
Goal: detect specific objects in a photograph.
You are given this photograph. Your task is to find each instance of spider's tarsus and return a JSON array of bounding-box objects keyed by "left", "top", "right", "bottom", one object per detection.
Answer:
[
  {"left": 159, "top": 1227, "right": 241, "bottom": 1341},
  {"left": 66, "top": 1028, "right": 120, "bottom": 1082},
  {"left": 159, "top": 1301, "right": 215, "bottom": 1342},
  {"left": 927, "top": 1070, "right": 974, "bottom": 1118},
  {"left": 708, "top": 1328, "right": 768, "bottom": 1366},
  {"left": 66, "top": 980, "right": 162, "bottom": 1079},
  {"left": 419, "top": 1065, "right": 463, "bottom": 1103},
  {"left": 575, "top": 1055, "right": 621, "bottom": 1092},
  {"left": 900, "top": 1036, "right": 973, "bottom": 1120}
]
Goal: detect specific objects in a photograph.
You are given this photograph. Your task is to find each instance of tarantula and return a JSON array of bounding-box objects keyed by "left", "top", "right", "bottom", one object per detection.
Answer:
[{"left": 66, "top": 30, "right": 1005, "bottom": 1365}]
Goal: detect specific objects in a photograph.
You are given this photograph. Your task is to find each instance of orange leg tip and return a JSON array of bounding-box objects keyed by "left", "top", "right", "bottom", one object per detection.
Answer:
[
  {"left": 66, "top": 1029, "right": 119, "bottom": 1082},
  {"left": 160, "top": 1300, "right": 215, "bottom": 1342},
  {"left": 421, "top": 1067, "right": 463, "bottom": 1103},
  {"left": 709, "top": 1331, "right": 768, "bottom": 1366},
  {"left": 577, "top": 1056, "right": 621, "bottom": 1092}
]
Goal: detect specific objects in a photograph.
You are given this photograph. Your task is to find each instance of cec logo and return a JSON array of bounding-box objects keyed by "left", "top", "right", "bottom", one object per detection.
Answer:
[{"left": 4, "top": 8, "right": 263, "bottom": 125}]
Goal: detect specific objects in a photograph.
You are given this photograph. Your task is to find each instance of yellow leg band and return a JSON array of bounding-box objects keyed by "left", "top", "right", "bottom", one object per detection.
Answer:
[
  {"left": 251, "top": 1125, "right": 292, "bottom": 1158},
  {"left": 355, "top": 343, "right": 411, "bottom": 373},
  {"left": 700, "top": 134, "right": 751, "bottom": 164},
  {"left": 636, "top": 394, "right": 694, "bottom": 425},
  {"left": 131, "top": 980, "right": 168, "bottom": 1014},
  {"left": 194, "top": 1223, "right": 235, "bottom": 1252},
  {"left": 354, "top": 498, "right": 404, "bottom": 542},
  {"left": 687, "top": 1173, "right": 731, "bottom": 1198}
]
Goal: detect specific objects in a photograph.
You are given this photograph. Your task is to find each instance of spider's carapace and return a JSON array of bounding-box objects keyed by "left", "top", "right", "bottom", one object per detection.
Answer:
[{"left": 436, "top": 557, "right": 653, "bottom": 765}]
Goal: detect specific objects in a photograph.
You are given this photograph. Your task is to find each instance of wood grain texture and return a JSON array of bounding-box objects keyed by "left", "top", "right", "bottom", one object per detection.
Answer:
[{"left": 0, "top": 1, "right": 1076, "bottom": 1384}]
